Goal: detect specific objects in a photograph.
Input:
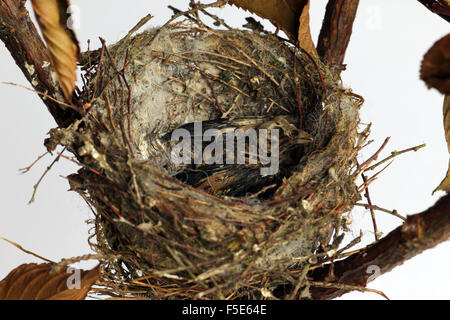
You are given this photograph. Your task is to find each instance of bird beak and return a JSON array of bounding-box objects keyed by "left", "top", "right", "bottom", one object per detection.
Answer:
[{"left": 296, "top": 131, "right": 313, "bottom": 144}]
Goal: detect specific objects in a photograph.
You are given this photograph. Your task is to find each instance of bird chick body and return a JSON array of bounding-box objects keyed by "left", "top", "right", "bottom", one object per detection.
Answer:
[{"left": 159, "top": 115, "right": 313, "bottom": 197}]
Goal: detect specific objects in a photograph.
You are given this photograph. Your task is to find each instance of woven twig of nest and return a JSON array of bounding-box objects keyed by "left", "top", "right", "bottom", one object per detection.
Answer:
[{"left": 45, "top": 15, "right": 367, "bottom": 299}]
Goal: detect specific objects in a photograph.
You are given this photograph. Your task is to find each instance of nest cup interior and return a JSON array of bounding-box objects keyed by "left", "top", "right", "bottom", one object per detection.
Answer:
[
  {"left": 103, "top": 22, "right": 344, "bottom": 198},
  {"left": 47, "top": 17, "right": 366, "bottom": 299}
]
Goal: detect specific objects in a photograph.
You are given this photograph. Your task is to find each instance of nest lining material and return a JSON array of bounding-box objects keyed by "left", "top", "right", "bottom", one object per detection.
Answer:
[{"left": 45, "top": 18, "right": 366, "bottom": 299}]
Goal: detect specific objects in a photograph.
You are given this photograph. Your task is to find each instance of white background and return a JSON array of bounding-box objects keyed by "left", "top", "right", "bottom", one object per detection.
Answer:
[{"left": 0, "top": 0, "right": 448, "bottom": 299}]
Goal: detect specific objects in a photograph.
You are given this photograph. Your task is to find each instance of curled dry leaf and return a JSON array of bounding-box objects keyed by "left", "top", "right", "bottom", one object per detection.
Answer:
[
  {"left": 420, "top": 33, "right": 450, "bottom": 94},
  {"left": 31, "top": 0, "right": 80, "bottom": 102},
  {"left": 297, "top": 1, "right": 317, "bottom": 58},
  {"left": 0, "top": 263, "right": 100, "bottom": 300},
  {"left": 229, "top": 0, "right": 318, "bottom": 57},
  {"left": 434, "top": 95, "right": 450, "bottom": 193},
  {"left": 421, "top": 34, "right": 450, "bottom": 192},
  {"left": 444, "top": 94, "right": 450, "bottom": 151}
]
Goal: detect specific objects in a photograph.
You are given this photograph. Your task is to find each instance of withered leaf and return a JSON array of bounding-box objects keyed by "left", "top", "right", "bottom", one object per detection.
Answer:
[
  {"left": 434, "top": 95, "right": 450, "bottom": 193},
  {"left": 0, "top": 264, "right": 39, "bottom": 300},
  {"left": 0, "top": 263, "right": 100, "bottom": 300},
  {"left": 297, "top": 1, "right": 317, "bottom": 58},
  {"left": 445, "top": 94, "right": 450, "bottom": 152},
  {"left": 31, "top": 0, "right": 80, "bottom": 102},
  {"left": 45, "top": 266, "right": 100, "bottom": 300},
  {"left": 420, "top": 34, "right": 450, "bottom": 94},
  {"left": 229, "top": 0, "right": 317, "bottom": 57},
  {"left": 421, "top": 34, "right": 450, "bottom": 192}
]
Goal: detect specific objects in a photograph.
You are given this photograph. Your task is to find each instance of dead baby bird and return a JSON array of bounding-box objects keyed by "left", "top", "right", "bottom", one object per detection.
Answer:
[{"left": 161, "top": 115, "right": 313, "bottom": 197}]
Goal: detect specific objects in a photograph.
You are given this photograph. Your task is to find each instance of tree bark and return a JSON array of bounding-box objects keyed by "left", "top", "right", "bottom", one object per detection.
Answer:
[
  {"left": 317, "top": 0, "right": 359, "bottom": 69},
  {"left": 417, "top": 0, "right": 450, "bottom": 23},
  {"left": 309, "top": 193, "right": 450, "bottom": 299}
]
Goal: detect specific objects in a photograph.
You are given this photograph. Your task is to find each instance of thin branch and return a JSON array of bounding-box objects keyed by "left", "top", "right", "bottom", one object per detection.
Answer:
[
  {"left": 1, "top": 237, "right": 54, "bottom": 263},
  {"left": 354, "top": 203, "right": 406, "bottom": 221},
  {"left": 28, "top": 148, "right": 65, "bottom": 204},
  {"left": 360, "top": 170, "right": 379, "bottom": 241},
  {"left": 309, "top": 281, "right": 390, "bottom": 300},
  {"left": 353, "top": 137, "right": 390, "bottom": 177},
  {"left": 19, "top": 151, "right": 49, "bottom": 174},
  {"left": 309, "top": 193, "right": 450, "bottom": 299},
  {"left": 198, "top": 7, "right": 233, "bottom": 30},
  {"left": 317, "top": 0, "right": 360, "bottom": 69},
  {"left": 365, "top": 144, "right": 426, "bottom": 172}
]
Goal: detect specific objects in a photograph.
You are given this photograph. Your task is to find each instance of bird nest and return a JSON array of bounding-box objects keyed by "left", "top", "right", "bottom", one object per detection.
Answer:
[{"left": 44, "top": 15, "right": 367, "bottom": 299}]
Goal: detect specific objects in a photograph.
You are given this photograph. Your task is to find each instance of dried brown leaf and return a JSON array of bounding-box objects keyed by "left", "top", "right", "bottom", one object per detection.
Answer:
[
  {"left": 434, "top": 95, "right": 450, "bottom": 192},
  {"left": 0, "top": 264, "right": 38, "bottom": 299},
  {"left": 420, "top": 33, "right": 450, "bottom": 94},
  {"left": 31, "top": 0, "right": 80, "bottom": 102},
  {"left": 47, "top": 267, "right": 100, "bottom": 300},
  {"left": 230, "top": 0, "right": 317, "bottom": 56},
  {"left": 422, "top": 35, "right": 450, "bottom": 192},
  {"left": 0, "top": 263, "right": 100, "bottom": 300},
  {"left": 4, "top": 264, "right": 50, "bottom": 300},
  {"left": 297, "top": 1, "right": 318, "bottom": 57},
  {"left": 34, "top": 268, "right": 75, "bottom": 300},
  {"left": 445, "top": 94, "right": 450, "bottom": 151},
  {"left": 19, "top": 268, "right": 52, "bottom": 300}
]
